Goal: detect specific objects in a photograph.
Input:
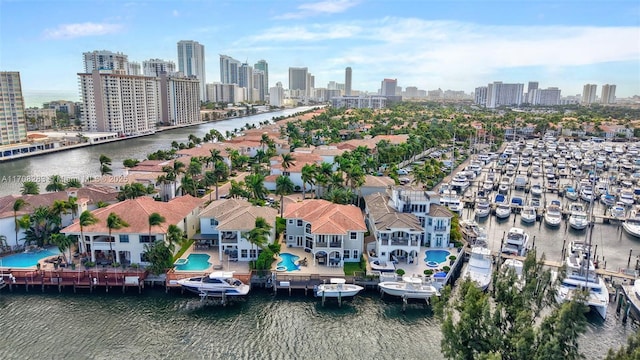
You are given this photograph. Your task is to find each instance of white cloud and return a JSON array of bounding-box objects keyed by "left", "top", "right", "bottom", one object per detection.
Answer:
[
  {"left": 172, "top": 10, "right": 180, "bottom": 17},
  {"left": 43, "top": 22, "right": 123, "bottom": 40},
  {"left": 274, "top": 0, "right": 360, "bottom": 19}
]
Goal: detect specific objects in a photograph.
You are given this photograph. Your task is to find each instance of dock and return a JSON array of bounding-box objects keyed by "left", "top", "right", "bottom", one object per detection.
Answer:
[{"left": 2, "top": 268, "right": 146, "bottom": 293}]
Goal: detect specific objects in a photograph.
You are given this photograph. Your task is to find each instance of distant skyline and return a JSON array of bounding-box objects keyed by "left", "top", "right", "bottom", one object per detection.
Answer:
[{"left": 2, "top": 0, "right": 639, "bottom": 106}]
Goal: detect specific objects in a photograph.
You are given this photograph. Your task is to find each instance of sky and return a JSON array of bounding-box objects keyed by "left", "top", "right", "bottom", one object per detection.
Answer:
[{"left": 1, "top": 0, "right": 639, "bottom": 106}]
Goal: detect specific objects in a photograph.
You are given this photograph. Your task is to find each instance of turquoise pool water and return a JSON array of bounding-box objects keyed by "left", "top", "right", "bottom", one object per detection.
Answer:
[
  {"left": 277, "top": 253, "right": 300, "bottom": 271},
  {"left": 0, "top": 248, "right": 60, "bottom": 268},
  {"left": 424, "top": 250, "right": 450, "bottom": 264},
  {"left": 175, "top": 253, "right": 211, "bottom": 271}
]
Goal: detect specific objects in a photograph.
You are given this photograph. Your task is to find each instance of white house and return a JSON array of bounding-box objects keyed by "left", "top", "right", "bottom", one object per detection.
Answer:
[
  {"left": 283, "top": 199, "right": 367, "bottom": 267},
  {"left": 198, "top": 198, "right": 278, "bottom": 262},
  {"left": 61, "top": 195, "right": 204, "bottom": 266}
]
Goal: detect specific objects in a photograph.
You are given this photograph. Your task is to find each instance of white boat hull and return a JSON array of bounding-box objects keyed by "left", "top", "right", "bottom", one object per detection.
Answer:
[
  {"left": 378, "top": 282, "right": 439, "bottom": 299},
  {"left": 623, "top": 223, "right": 640, "bottom": 238},
  {"left": 315, "top": 283, "right": 364, "bottom": 298}
]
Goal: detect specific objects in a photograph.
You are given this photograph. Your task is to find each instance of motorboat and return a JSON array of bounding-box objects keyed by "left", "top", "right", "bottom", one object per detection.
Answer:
[
  {"left": 370, "top": 259, "right": 396, "bottom": 272},
  {"left": 475, "top": 198, "right": 491, "bottom": 218},
  {"left": 482, "top": 178, "right": 494, "bottom": 192},
  {"left": 580, "top": 185, "right": 594, "bottom": 203},
  {"left": 530, "top": 183, "right": 543, "bottom": 197},
  {"left": 501, "top": 258, "right": 524, "bottom": 289},
  {"left": 568, "top": 203, "right": 589, "bottom": 230},
  {"left": 520, "top": 206, "right": 537, "bottom": 224},
  {"left": 379, "top": 275, "right": 440, "bottom": 299},
  {"left": 544, "top": 200, "right": 562, "bottom": 227},
  {"left": 494, "top": 194, "right": 511, "bottom": 220},
  {"left": 439, "top": 190, "right": 463, "bottom": 214},
  {"left": 565, "top": 186, "right": 578, "bottom": 201},
  {"left": 314, "top": 278, "right": 364, "bottom": 298},
  {"left": 529, "top": 197, "right": 541, "bottom": 211},
  {"left": 498, "top": 176, "right": 511, "bottom": 194},
  {"left": 600, "top": 192, "right": 617, "bottom": 207},
  {"left": 451, "top": 173, "right": 470, "bottom": 194},
  {"left": 623, "top": 207, "right": 640, "bottom": 238},
  {"left": 501, "top": 227, "right": 530, "bottom": 256},
  {"left": 462, "top": 246, "right": 493, "bottom": 291},
  {"left": 555, "top": 241, "right": 609, "bottom": 320},
  {"left": 459, "top": 219, "right": 488, "bottom": 246},
  {"left": 619, "top": 189, "right": 635, "bottom": 207},
  {"left": 177, "top": 271, "right": 250, "bottom": 296},
  {"left": 610, "top": 203, "right": 626, "bottom": 223}
]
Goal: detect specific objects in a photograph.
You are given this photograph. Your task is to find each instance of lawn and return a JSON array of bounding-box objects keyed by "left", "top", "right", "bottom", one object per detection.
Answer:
[{"left": 343, "top": 262, "right": 363, "bottom": 276}]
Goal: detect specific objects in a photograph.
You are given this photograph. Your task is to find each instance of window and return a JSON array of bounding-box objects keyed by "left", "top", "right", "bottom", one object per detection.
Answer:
[
  {"left": 249, "top": 249, "right": 258, "bottom": 258},
  {"left": 210, "top": 218, "right": 219, "bottom": 226},
  {"left": 241, "top": 249, "right": 248, "bottom": 258},
  {"left": 119, "top": 235, "right": 129, "bottom": 243},
  {"left": 428, "top": 218, "right": 432, "bottom": 226},
  {"left": 343, "top": 249, "right": 350, "bottom": 259},
  {"left": 350, "top": 232, "right": 357, "bottom": 240},
  {"left": 297, "top": 219, "right": 303, "bottom": 227},
  {"left": 288, "top": 219, "right": 294, "bottom": 224},
  {"left": 139, "top": 235, "right": 155, "bottom": 243},
  {"left": 305, "top": 223, "right": 311, "bottom": 234},
  {"left": 140, "top": 253, "right": 150, "bottom": 263},
  {"left": 353, "top": 250, "right": 359, "bottom": 260}
]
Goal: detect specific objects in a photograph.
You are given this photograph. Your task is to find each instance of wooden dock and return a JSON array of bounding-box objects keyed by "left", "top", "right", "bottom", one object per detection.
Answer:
[{"left": 2, "top": 268, "right": 147, "bottom": 293}]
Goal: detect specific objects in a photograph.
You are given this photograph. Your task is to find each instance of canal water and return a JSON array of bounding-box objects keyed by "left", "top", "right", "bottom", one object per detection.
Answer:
[{"left": 0, "top": 107, "right": 315, "bottom": 197}]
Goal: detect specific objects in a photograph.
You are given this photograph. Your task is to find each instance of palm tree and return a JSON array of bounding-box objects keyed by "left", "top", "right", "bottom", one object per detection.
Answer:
[
  {"left": 244, "top": 173, "right": 267, "bottom": 203},
  {"left": 260, "top": 133, "right": 270, "bottom": 152},
  {"left": 106, "top": 212, "right": 129, "bottom": 263},
  {"left": 301, "top": 163, "right": 316, "bottom": 199},
  {"left": 166, "top": 224, "right": 184, "bottom": 252},
  {"left": 99, "top": 154, "right": 112, "bottom": 175},
  {"left": 208, "top": 149, "right": 224, "bottom": 199},
  {"left": 148, "top": 212, "right": 166, "bottom": 242},
  {"left": 50, "top": 233, "right": 75, "bottom": 265},
  {"left": 65, "top": 178, "right": 82, "bottom": 189},
  {"left": 275, "top": 175, "right": 295, "bottom": 217},
  {"left": 21, "top": 181, "right": 39, "bottom": 195},
  {"left": 280, "top": 153, "right": 296, "bottom": 173},
  {"left": 78, "top": 210, "right": 98, "bottom": 255},
  {"left": 244, "top": 216, "right": 272, "bottom": 267},
  {"left": 46, "top": 175, "right": 66, "bottom": 192},
  {"left": 162, "top": 160, "right": 186, "bottom": 198},
  {"left": 66, "top": 196, "right": 79, "bottom": 220},
  {"left": 13, "top": 199, "right": 28, "bottom": 248},
  {"left": 50, "top": 200, "right": 69, "bottom": 220}
]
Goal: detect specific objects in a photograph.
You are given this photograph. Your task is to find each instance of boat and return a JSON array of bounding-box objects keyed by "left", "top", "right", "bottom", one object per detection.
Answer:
[
  {"left": 510, "top": 196, "right": 523, "bottom": 212},
  {"left": 501, "top": 227, "right": 530, "bottom": 256},
  {"left": 498, "top": 176, "right": 511, "bottom": 194},
  {"left": 475, "top": 198, "right": 491, "bottom": 218},
  {"left": 494, "top": 194, "right": 511, "bottom": 220},
  {"left": 600, "top": 192, "right": 617, "bottom": 207},
  {"left": 565, "top": 186, "right": 578, "bottom": 201},
  {"left": 501, "top": 258, "right": 525, "bottom": 289},
  {"left": 580, "top": 185, "right": 594, "bottom": 202},
  {"left": 439, "top": 190, "right": 463, "bottom": 214},
  {"left": 520, "top": 206, "right": 537, "bottom": 224},
  {"left": 314, "top": 278, "right": 364, "bottom": 298},
  {"left": 568, "top": 203, "right": 589, "bottom": 230},
  {"left": 176, "top": 271, "right": 250, "bottom": 296},
  {"left": 482, "top": 178, "right": 494, "bottom": 192},
  {"left": 530, "top": 183, "right": 543, "bottom": 197},
  {"left": 529, "top": 197, "right": 541, "bottom": 211},
  {"left": 555, "top": 241, "right": 609, "bottom": 320},
  {"left": 610, "top": 202, "right": 626, "bottom": 223},
  {"left": 623, "top": 206, "right": 640, "bottom": 238},
  {"left": 370, "top": 259, "right": 396, "bottom": 272},
  {"left": 462, "top": 246, "right": 493, "bottom": 291},
  {"left": 544, "top": 200, "right": 562, "bottom": 227},
  {"left": 460, "top": 219, "right": 488, "bottom": 246},
  {"left": 619, "top": 189, "right": 635, "bottom": 207},
  {"left": 378, "top": 275, "right": 440, "bottom": 299},
  {"left": 451, "top": 173, "right": 470, "bottom": 194}
]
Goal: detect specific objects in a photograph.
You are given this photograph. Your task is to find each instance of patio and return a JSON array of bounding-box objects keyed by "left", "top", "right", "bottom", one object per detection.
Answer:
[{"left": 274, "top": 245, "right": 346, "bottom": 277}]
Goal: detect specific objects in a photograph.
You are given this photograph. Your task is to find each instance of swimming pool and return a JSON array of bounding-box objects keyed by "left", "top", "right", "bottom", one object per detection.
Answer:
[
  {"left": 0, "top": 248, "right": 60, "bottom": 268},
  {"left": 276, "top": 253, "right": 300, "bottom": 272},
  {"left": 174, "top": 254, "right": 211, "bottom": 271},
  {"left": 424, "top": 250, "right": 450, "bottom": 264}
]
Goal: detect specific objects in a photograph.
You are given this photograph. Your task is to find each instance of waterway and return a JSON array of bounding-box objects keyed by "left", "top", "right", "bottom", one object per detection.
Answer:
[{"left": 0, "top": 107, "right": 314, "bottom": 197}]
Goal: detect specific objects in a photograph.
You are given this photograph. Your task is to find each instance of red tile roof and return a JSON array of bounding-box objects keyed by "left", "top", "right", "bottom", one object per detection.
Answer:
[{"left": 283, "top": 199, "right": 366, "bottom": 234}]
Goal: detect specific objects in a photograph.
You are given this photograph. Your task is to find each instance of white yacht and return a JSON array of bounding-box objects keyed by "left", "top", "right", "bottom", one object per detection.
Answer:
[
  {"left": 451, "top": 173, "right": 470, "bottom": 194},
  {"left": 460, "top": 219, "right": 488, "bottom": 246},
  {"left": 568, "top": 203, "right": 589, "bottom": 230},
  {"left": 565, "top": 186, "right": 579, "bottom": 201},
  {"left": 177, "top": 271, "right": 250, "bottom": 296},
  {"left": 555, "top": 242, "right": 609, "bottom": 320},
  {"left": 544, "top": 200, "right": 562, "bottom": 227},
  {"left": 501, "top": 258, "right": 525, "bottom": 289},
  {"left": 619, "top": 189, "right": 635, "bottom": 207},
  {"left": 530, "top": 183, "right": 543, "bottom": 197},
  {"left": 501, "top": 227, "right": 530, "bottom": 257},
  {"left": 475, "top": 198, "right": 491, "bottom": 218},
  {"left": 462, "top": 246, "right": 493, "bottom": 291},
  {"left": 623, "top": 207, "right": 640, "bottom": 238},
  {"left": 580, "top": 185, "right": 594, "bottom": 203},
  {"left": 610, "top": 203, "right": 626, "bottom": 223},
  {"left": 439, "top": 190, "right": 463, "bottom": 214},
  {"left": 495, "top": 200, "right": 512, "bottom": 220},
  {"left": 520, "top": 206, "right": 537, "bottom": 224},
  {"left": 314, "top": 278, "right": 364, "bottom": 298},
  {"left": 379, "top": 276, "right": 440, "bottom": 299}
]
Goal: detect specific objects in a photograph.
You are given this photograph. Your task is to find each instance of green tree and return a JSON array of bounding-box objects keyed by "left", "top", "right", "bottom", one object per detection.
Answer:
[
  {"left": 66, "top": 196, "right": 79, "bottom": 220},
  {"left": 275, "top": 175, "right": 295, "bottom": 217},
  {"left": 12, "top": 199, "right": 28, "bottom": 247},
  {"left": 65, "top": 178, "right": 82, "bottom": 189},
  {"left": 123, "top": 158, "right": 140, "bottom": 168},
  {"left": 106, "top": 212, "right": 129, "bottom": 262},
  {"left": 148, "top": 212, "right": 166, "bottom": 240},
  {"left": 21, "top": 181, "right": 39, "bottom": 195},
  {"left": 244, "top": 173, "right": 267, "bottom": 203},
  {"left": 606, "top": 331, "right": 640, "bottom": 359},
  {"left": 78, "top": 210, "right": 99, "bottom": 254},
  {"left": 99, "top": 154, "right": 112, "bottom": 175},
  {"left": 50, "top": 233, "right": 75, "bottom": 264},
  {"left": 23, "top": 206, "right": 59, "bottom": 247},
  {"left": 244, "top": 217, "right": 272, "bottom": 268},
  {"left": 143, "top": 240, "right": 174, "bottom": 275},
  {"left": 166, "top": 224, "right": 184, "bottom": 252},
  {"left": 301, "top": 163, "right": 316, "bottom": 199},
  {"left": 46, "top": 175, "right": 66, "bottom": 192}
]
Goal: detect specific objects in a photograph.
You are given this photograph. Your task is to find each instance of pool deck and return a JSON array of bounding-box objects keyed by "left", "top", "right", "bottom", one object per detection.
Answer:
[{"left": 365, "top": 247, "right": 462, "bottom": 278}]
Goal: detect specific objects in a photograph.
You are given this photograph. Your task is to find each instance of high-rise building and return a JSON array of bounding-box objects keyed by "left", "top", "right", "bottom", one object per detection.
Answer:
[
  {"left": 220, "top": 55, "right": 240, "bottom": 85},
  {"left": 601, "top": 84, "right": 616, "bottom": 104},
  {"left": 269, "top": 82, "right": 284, "bottom": 107},
  {"left": 380, "top": 78, "right": 397, "bottom": 96},
  {"left": 526, "top": 81, "right": 539, "bottom": 103},
  {"left": 474, "top": 86, "right": 488, "bottom": 106},
  {"left": 345, "top": 67, "right": 352, "bottom": 96},
  {"left": 83, "top": 50, "right": 129, "bottom": 74},
  {"left": 158, "top": 73, "right": 200, "bottom": 126},
  {"left": 207, "top": 82, "right": 242, "bottom": 104},
  {"left": 238, "top": 63, "right": 253, "bottom": 93},
  {"left": 531, "top": 87, "right": 561, "bottom": 106},
  {"left": 79, "top": 70, "right": 159, "bottom": 135},
  {"left": 127, "top": 62, "right": 141, "bottom": 76},
  {"left": 0, "top": 71, "right": 27, "bottom": 145},
  {"left": 288, "top": 67, "right": 308, "bottom": 97},
  {"left": 485, "top": 81, "right": 523, "bottom": 108},
  {"left": 143, "top": 59, "right": 177, "bottom": 77},
  {"left": 254, "top": 60, "right": 269, "bottom": 96},
  {"left": 253, "top": 70, "right": 266, "bottom": 102},
  {"left": 582, "top": 84, "right": 597, "bottom": 105},
  {"left": 177, "top": 40, "right": 206, "bottom": 100}
]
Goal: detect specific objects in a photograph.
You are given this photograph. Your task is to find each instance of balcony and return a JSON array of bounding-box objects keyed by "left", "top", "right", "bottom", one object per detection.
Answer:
[
  {"left": 380, "top": 237, "right": 419, "bottom": 247},
  {"left": 220, "top": 233, "right": 238, "bottom": 244},
  {"left": 329, "top": 242, "right": 342, "bottom": 248},
  {"left": 433, "top": 226, "right": 448, "bottom": 232}
]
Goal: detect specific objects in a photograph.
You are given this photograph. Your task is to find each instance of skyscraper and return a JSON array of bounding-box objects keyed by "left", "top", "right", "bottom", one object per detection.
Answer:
[
  {"left": 527, "top": 81, "right": 538, "bottom": 103},
  {"left": 254, "top": 60, "right": 269, "bottom": 96},
  {"left": 582, "top": 84, "right": 597, "bottom": 105},
  {"left": 253, "top": 69, "right": 266, "bottom": 102},
  {"left": 269, "top": 82, "right": 284, "bottom": 107},
  {"left": 0, "top": 72, "right": 27, "bottom": 145},
  {"left": 143, "top": 59, "right": 177, "bottom": 77},
  {"left": 177, "top": 40, "right": 206, "bottom": 100},
  {"left": 601, "top": 84, "right": 616, "bottom": 104},
  {"left": 530, "top": 87, "right": 561, "bottom": 106},
  {"left": 158, "top": 73, "right": 200, "bottom": 126},
  {"left": 380, "top": 78, "right": 397, "bottom": 96},
  {"left": 345, "top": 67, "right": 352, "bottom": 96},
  {"left": 288, "top": 67, "right": 308, "bottom": 97},
  {"left": 83, "top": 50, "right": 129, "bottom": 74},
  {"left": 220, "top": 55, "right": 240, "bottom": 85},
  {"left": 239, "top": 63, "right": 254, "bottom": 102},
  {"left": 485, "top": 81, "right": 524, "bottom": 108}
]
